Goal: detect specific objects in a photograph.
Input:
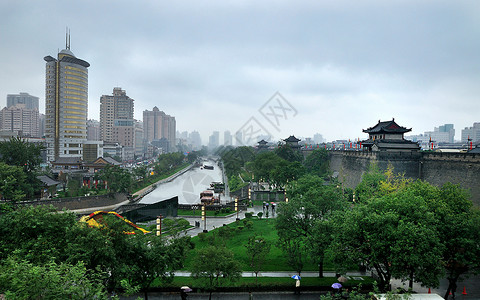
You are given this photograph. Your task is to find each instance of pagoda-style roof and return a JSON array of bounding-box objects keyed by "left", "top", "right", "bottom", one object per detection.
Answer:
[
  {"left": 363, "top": 119, "right": 411, "bottom": 134},
  {"left": 84, "top": 156, "right": 121, "bottom": 167},
  {"left": 258, "top": 139, "right": 268, "bottom": 145},
  {"left": 284, "top": 135, "right": 301, "bottom": 143}
]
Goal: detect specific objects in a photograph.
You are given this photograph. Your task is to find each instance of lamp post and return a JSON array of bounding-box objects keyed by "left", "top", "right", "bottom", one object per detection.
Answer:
[
  {"left": 202, "top": 204, "right": 208, "bottom": 233},
  {"left": 235, "top": 197, "right": 240, "bottom": 221},
  {"left": 156, "top": 214, "right": 163, "bottom": 236}
]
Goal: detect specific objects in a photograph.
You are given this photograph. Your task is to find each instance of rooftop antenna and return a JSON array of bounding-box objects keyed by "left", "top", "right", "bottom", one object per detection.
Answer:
[{"left": 65, "top": 27, "right": 71, "bottom": 50}]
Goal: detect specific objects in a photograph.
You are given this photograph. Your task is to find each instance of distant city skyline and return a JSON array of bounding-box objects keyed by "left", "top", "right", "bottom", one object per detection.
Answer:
[{"left": 1, "top": 1, "right": 479, "bottom": 143}]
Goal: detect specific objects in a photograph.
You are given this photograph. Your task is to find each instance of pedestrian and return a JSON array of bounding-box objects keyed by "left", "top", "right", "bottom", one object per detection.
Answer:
[
  {"left": 249, "top": 291, "right": 253, "bottom": 300},
  {"left": 265, "top": 202, "right": 269, "bottom": 212},
  {"left": 181, "top": 290, "right": 188, "bottom": 300},
  {"left": 272, "top": 202, "right": 276, "bottom": 212},
  {"left": 262, "top": 201, "right": 266, "bottom": 212},
  {"left": 295, "top": 279, "right": 301, "bottom": 294}
]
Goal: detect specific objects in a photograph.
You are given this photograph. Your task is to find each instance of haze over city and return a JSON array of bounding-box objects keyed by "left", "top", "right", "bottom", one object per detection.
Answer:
[{"left": 1, "top": 0, "right": 479, "bottom": 142}]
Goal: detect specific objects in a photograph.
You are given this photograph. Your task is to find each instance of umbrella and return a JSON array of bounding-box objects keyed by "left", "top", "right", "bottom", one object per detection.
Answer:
[
  {"left": 291, "top": 275, "right": 301, "bottom": 280},
  {"left": 332, "top": 283, "right": 342, "bottom": 289},
  {"left": 337, "top": 276, "right": 349, "bottom": 283},
  {"left": 181, "top": 286, "right": 192, "bottom": 292}
]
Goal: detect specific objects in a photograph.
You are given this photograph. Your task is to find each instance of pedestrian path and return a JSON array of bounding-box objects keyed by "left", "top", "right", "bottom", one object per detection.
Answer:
[
  {"left": 179, "top": 205, "right": 277, "bottom": 237},
  {"left": 174, "top": 270, "right": 366, "bottom": 278}
]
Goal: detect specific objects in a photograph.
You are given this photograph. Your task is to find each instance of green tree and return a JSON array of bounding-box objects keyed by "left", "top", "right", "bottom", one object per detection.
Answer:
[
  {"left": 0, "top": 137, "right": 44, "bottom": 173},
  {"left": 245, "top": 235, "right": 271, "bottom": 282},
  {"left": 0, "top": 137, "right": 44, "bottom": 199},
  {"left": 252, "top": 152, "right": 283, "bottom": 183},
  {"left": 97, "top": 165, "right": 133, "bottom": 193},
  {"left": 303, "top": 149, "right": 330, "bottom": 177},
  {"left": 0, "top": 205, "right": 78, "bottom": 264},
  {"left": 191, "top": 246, "right": 241, "bottom": 300},
  {"left": 270, "top": 160, "right": 305, "bottom": 189},
  {"left": 276, "top": 175, "right": 347, "bottom": 276},
  {"left": 331, "top": 188, "right": 444, "bottom": 291},
  {"left": 274, "top": 143, "right": 303, "bottom": 162},
  {"left": 0, "top": 162, "right": 27, "bottom": 201},
  {"left": 0, "top": 256, "right": 107, "bottom": 299},
  {"left": 409, "top": 182, "right": 480, "bottom": 299}
]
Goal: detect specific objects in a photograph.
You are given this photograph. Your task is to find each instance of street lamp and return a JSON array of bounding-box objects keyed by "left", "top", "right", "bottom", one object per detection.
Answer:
[
  {"left": 156, "top": 214, "right": 163, "bottom": 236},
  {"left": 235, "top": 197, "right": 240, "bottom": 221},
  {"left": 202, "top": 204, "right": 208, "bottom": 233}
]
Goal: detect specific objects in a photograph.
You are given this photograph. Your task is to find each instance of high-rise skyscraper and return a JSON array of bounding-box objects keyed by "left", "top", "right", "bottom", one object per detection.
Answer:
[
  {"left": 44, "top": 35, "right": 89, "bottom": 162},
  {"left": 224, "top": 130, "right": 232, "bottom": 146},
  {"left": 100, "top": 87, "right": 134, "bottom": 143},
  {"left": 143, "top": 106, "right": 176, "bottom": 152}
]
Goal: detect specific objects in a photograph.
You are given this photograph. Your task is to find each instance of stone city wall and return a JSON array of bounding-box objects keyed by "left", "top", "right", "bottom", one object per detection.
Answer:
[{"left": 329, "top": 151, "right": 480, "bottom": 206}]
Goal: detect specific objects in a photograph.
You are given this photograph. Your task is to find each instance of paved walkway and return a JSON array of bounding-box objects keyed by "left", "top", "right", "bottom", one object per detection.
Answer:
[{"left": 178, "top": 204, "right": 278, "bottom": 237}]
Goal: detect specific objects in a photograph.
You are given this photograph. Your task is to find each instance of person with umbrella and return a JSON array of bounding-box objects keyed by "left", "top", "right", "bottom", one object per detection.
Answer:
[
  {"left": 180, "top": 286, "right": 191, "bottom": 299},
  {"left": 292, "top": 275, "right": 301, "bottom": 294}
]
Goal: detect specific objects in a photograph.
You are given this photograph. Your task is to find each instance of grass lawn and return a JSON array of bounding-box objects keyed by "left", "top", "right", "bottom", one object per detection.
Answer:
[
  {"left": 153, "top": 275, "right": 374, "bottom": 290},
  {"left": 183, "top": 218, "right": 337, "bottom": 272}
]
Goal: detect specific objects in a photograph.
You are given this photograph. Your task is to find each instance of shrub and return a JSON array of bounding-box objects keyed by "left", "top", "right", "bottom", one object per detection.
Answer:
[
  {"left": 245, "top": 220, "right": 253, "bottom": 230},
  {"left": 198, "top": 232, "right": 207, "bottom": 241},
  {"left": 177, "top": 218, "right": 190, "bottom": 228},
  {"left": 245, "top": 212, "right": 253, "bottom": 218},
  {"left": 257, "top": 212, "right": 263, "bottom": 219}
]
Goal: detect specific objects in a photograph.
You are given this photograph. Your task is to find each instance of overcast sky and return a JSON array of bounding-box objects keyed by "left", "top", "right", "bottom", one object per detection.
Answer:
[{"left": 1, "top": 0, "right": 479, "bottom": 143}]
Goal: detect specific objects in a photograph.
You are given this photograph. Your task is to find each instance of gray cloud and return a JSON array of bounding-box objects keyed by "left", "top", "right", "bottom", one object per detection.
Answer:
[{"left": 1, "top": 0, "right": 479, "bottom": 142}]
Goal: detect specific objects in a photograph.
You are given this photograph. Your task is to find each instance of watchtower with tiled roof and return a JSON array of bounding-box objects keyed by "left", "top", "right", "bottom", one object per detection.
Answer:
[
  {"left": 283, "top": 135, "right": 301, "bottom": 150},
  {"left": 361, "top": 119, "right": 420, "bottom": 152}
]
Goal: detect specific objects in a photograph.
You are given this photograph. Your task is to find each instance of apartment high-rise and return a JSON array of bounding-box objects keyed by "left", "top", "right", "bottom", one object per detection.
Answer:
[
  {"left": 100, "top": 87, "right": 134, "bottom": 143},
  {"left": 7, "top": 93, "right": 39, "bottom": 110},
  {"left": 44, "top": 36, "right": 89, "bottom": 162},
  {"left": 0, "top": 105, "right": 39, "bottom": 137},
  {"left": 143, "top": 106, "right": 176, "bottom": 152}
]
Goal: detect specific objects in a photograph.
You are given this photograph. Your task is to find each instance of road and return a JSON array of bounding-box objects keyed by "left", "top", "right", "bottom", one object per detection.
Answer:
[{"left": 140, "top": 159, "right": 225, "bottom": 205}]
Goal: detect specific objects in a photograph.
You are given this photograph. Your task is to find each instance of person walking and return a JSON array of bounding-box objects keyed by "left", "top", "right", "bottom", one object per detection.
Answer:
[{"left": 295, "top": 279, "right": 301, "bottom": 294}]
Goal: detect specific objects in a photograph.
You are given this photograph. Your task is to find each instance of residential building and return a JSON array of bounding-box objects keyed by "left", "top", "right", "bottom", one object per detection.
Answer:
[
  {"left": 44, "top": 36, "right": 89, "bottom": 162},
  {"left": 134, "top": 121, "right": 145, "bottom": 159},
  {"left": 7, "top": 92, "right": 39, "bottom": 110},
  {"left": 208, "top": 131, "right": 220, "bottom": 149},
  {"left": 143, "top": 106, "right": 176, "bottom": 152},
  {"left": 87, "top": 119, "right": 100, "bottom": 141},
  {"left": 424, "top": 124, "right": 455, "bottom": 143},
  {"left": 188, "top": 131, "right": 202, "bottom": 150},
  {"left": 100, "top": 87, "right": 134, "bottom": 143},
  {"left": 0, "top": 104, "right": 40, "bottom": 137},
  {"left": 461, "top": 123, "right": 480, "bottom": 143}
]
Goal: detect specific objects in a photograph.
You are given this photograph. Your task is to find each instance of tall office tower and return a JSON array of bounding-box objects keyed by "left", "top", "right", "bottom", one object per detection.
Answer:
[
  {"left": 313, "top": 133, "right": 325, "bottom": 144},
  {"left": 208, "top": 131, "right": 220, "bottom": 149},
  {"left": 44, "top": 35, "right": 89, "bottom": 162},
  {"left": 100, "top": 87, "right": 134, "bottom": 143},
  {"left": 188, "top": 131, "right": 202, "bottom": 150},
  {"left": 7, "top": 92, "right": 39, "bottom": 110},
  {"left": 87, "top": 119, "right": 100, "bottom": 141},
  {"left": 235, "top": 131, "right": 243, "bottom": 146},
  {"left": 0, "top": 104, "right": 40, "bottom": 137},
  {"left": 134, "top": 121, "right": 145, "bottom": 159},
  {"left": 143, "top": 106, "right": 176, "bottom": 152},
  {"left": 224, "top": 130, "right": 232, "bottom": 146}
]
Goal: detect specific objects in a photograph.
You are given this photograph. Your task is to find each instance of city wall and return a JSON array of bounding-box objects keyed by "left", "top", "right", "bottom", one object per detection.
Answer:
[
  {"left": 329, "top": 151, "right": 480, "bottom": 206},
  {"left": 18, "top": 193, "right": 129, "bottom": 211}
]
